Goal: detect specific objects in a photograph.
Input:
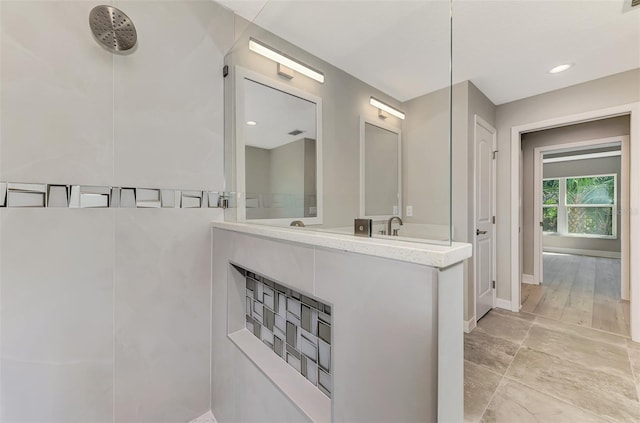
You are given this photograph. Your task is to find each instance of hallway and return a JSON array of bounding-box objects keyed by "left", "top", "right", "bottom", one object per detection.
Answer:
[
  {"left": 464, "top": 309, "right": 640, "bottom": 422},
  {"left": 521, "top": 253, "right": 628, "bottom": 336}
]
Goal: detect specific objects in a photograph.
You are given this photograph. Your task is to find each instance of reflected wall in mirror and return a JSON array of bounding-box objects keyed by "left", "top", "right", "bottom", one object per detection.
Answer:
[
  {"left": 223, "top": 1, "right": 451, "bottom": 242},
  {"left": 236, "top": 68, "right": 323, "bottom": 224},
  {"left": 360, "top": 118, "right": 401, "bottom": 219}
]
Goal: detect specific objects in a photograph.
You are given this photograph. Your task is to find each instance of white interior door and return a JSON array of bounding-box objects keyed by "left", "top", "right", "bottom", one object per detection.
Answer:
[{"left": 474, "top": 116, "right": 497, "bottom": 320}]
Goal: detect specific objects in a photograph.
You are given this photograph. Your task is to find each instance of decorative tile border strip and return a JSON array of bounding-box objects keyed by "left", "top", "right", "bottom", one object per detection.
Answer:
[
  {"left": 0, "top": 182, "right": 230, "bottom": 209},
  {"left": 236, "top": 265, "right": 332, "bottom": 398}
]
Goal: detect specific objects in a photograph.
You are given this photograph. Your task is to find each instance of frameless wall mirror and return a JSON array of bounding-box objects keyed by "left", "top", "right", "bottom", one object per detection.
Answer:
[
  {"left": 360, "top": 118, "right": 401, "bottom": 220},
  {"left": 223, "top": 1, "right": 452, "bottom": 245},
  {"left": 235, "top": 67, "right": 323, "bottom": 224}
]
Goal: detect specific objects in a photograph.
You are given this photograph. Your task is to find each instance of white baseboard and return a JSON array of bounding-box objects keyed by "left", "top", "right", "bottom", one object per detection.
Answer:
[
  {"left": 495, "top": 298, "right": 513, "bottom": 311},
  {"left": 521, "top": 273, "right": 539, "bottom": 285},
  {"left": 464, "top": 317, "right": 476, "bottom": 333},
  {"left": 544, "top": 246, "right": 621, "bottom": 259}
]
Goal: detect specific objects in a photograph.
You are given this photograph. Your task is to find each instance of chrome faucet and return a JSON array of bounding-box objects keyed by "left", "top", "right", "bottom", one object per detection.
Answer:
[{"left": 387, "top": 216, "right": 403, "bottom": 236}]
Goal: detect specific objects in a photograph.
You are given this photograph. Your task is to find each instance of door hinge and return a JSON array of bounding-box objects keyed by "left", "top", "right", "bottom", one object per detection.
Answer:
[
  {"left": 492, "top": 150, "right": 498, "bottom": 160},
  {"left": 492, "top": 280, "right": 496, "bottom": 289},
  {"left": 492, "top": 215, "right": 496, "bottom": 224},
  {"left": 223, "top": 65, "right": 229, "bottom": 78}
]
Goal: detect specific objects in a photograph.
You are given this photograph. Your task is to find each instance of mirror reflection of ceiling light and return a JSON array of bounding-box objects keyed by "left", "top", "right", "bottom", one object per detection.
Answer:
[
  {"left": 369, "top": 97, "right": 405, "bottom": 120},
  {"left": 247, "top": 121, "right": 257, "bottom": 126},
  {"left": 249, "top": 38, "right": 325, "bottom": 83},
  {"left": 549, "top": 63, "right": 572, "bottom": 74}
]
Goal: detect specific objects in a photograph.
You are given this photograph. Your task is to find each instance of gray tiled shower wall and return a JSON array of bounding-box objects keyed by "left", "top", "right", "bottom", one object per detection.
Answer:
[{"left": 240, "top": 266, "right": 332, "bottom": 398}]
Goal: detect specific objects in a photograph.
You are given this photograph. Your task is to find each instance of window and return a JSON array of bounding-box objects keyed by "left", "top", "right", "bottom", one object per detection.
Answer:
[
  {"left": 542, "top": 179, "right": 559, "bottom": 232},
  {"left": 542, "top": 174, "right": 616, "bottom": 239}
]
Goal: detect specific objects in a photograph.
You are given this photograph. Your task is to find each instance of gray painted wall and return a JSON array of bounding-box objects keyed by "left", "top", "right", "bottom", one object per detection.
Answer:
[
  {"left": 269, "top": 139, "right": 306, "bottom": 218},
  {"left": 246, "top": 138, "right": 317, "bottom": 219},
  {"left": 520, "top": 116, "right": 629, "bottom": 275},
  {"left": 246, "top": 146, "right": 272, "bottom": 219},
  {"left": 401, "top": 80, "right": 497, "bottom": 322},
  {"left": 495, "top": 69, "right": 640, "bottom": 303},
  {"left": 401, "top": 83, "right": 460, "bottom": 228}
]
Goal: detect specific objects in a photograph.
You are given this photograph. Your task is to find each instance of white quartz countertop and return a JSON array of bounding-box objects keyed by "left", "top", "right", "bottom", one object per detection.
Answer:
[{"left": 212, "top": 222, "right": 472, "bottom": 268}]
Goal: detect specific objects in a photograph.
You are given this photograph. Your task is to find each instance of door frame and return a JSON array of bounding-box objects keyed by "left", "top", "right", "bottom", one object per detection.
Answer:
[
  {"left": 532, "top": 136, "right": 629, "bottom": 297},
  {"left": 509, "top": 102, "right": 640, "bottom": 341},
  {"left": 473, "top": 115, "right": 497, "bottom": 325}
]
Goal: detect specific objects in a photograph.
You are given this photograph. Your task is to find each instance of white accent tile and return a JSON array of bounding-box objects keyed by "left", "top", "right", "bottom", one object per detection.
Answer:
[
  {"left": 274, "top": 326, "right": 286, "bottom": 343},
  {"left": 278, "top": 293, "right": 286, "bottom": 316},
  {"left": 318, "top": 339, "right": 331, "bottom": 372},
  {"left": 263, "top": 286, "right": 275, "bottom": 309},
  {"left": 287, "top": 298, "right": 301, "bottom": 318},
  {"left": 257, "top": 282, "right": 264, "bottom": 304},
  {"left": 287, "top": 353, "right": 302, "bottom": 373},
  {"left": 261, "top": 327, "right": 274, "bottom": 346},
  {"left": 300, "top": 336, "right": 318, "bottom": 363},
  {"left": 286, "top": 312, "right": 301, "bottom": 328},
  {"left": 254, "top": 302, "right": 264, "bottom": 319},
  {"left": 318, "top": 368, "right": 331, "bottom": 394},
  {"left": 306, "top": 360, "right": 318, "bottom": 386}
]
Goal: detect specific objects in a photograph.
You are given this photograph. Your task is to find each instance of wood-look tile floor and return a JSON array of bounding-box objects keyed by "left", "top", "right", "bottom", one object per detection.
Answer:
[
  {"left": 521, "top": 253, "right": 629, "bottom": 336},
  {"left": 464, "top": 309, "right": 640, "bottom": 423}
]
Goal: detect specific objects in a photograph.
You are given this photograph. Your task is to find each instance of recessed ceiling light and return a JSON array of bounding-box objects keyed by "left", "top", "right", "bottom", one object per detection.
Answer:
[
  {"left": 549, "top": 64, "right": 572, "bottom": 74},
  {"left": 246, "top": 121, "right": 257, "bottom": 126}
]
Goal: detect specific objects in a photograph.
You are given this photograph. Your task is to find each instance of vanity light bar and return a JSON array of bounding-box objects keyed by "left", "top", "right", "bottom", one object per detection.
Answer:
[
  {"left": 369, "top": 97, "right": 405, "bottom": 120},
  {"left": 249, "top": 38, "right": 325, "bottom": 83}
]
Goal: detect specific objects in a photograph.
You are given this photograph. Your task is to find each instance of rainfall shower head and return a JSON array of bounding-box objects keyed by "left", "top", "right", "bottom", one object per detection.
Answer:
[{"left": 89, "top": 5, "right": 137, "bottom": 53}]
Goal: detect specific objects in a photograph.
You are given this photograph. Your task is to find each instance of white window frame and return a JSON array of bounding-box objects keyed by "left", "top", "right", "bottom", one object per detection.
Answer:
[{"left": 543, "top": 173, "right": 617, "bottom": 240}]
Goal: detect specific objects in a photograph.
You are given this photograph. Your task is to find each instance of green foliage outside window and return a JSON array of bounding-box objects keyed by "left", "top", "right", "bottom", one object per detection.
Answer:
[
  {"left": 566, "top": 176, "right": 614, "bottom": 205},
  {"left": 542, "top": 179, "right": 559, "bottom": 205},
  {"left": 567, "top": 207, "right": 613, "bottom": 236},
  {"left": 542, "top": 179, "right": 559, "bottom": 232},
  {"left": 542, "top": 207, "right": 558, "bottom": 232},
  {"left": 542, "top": 175, "right": 615, "bottom": 237},
  {"left": 566, "top": 176, "right": 614, "bottom": 236}
]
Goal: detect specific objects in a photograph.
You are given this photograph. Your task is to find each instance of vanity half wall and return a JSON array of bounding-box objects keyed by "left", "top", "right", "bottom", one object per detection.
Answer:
[{"left": 211, "top": 222, "right": 471, "bottom": 422}]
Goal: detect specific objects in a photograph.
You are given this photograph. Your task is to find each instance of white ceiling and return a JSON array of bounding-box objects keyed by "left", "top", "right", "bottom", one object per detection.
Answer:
[
  {"left": 243, "top": 79, "right": 316, "bottom": 149},
  {"left": 219, "top": 0, "right": 640, "bottom": 105}
]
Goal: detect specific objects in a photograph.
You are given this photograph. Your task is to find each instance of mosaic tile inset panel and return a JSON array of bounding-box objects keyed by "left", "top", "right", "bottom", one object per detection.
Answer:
[{"left": 240, "top": 267, "right": 332, "bottom": 398}]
